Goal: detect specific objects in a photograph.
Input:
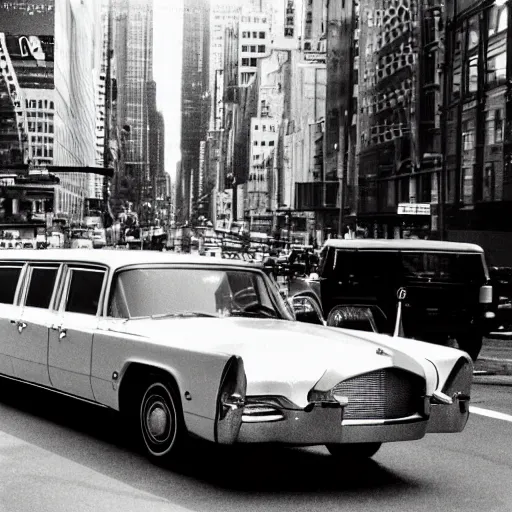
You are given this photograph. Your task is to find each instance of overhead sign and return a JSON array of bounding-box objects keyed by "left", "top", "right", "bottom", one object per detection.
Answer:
[
  {"left": 397, "top": 203, "right": 431, "bottom": 215},
  {"left": 303, "top": 52, "right": 326, "bottom": 64}
]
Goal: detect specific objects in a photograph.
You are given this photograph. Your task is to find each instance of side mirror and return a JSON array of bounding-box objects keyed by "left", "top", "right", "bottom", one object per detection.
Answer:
[{"left": 290, "top": 296, "right": 325, "bottom": 325}]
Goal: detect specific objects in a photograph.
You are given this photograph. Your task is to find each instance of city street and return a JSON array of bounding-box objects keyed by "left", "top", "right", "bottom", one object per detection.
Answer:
[{"left": 0, "top": 376, "right": 508, "bottom": 512}]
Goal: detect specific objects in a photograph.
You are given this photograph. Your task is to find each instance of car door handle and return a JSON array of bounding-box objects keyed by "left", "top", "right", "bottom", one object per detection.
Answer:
[
  {"left": 14, "top": 321, "right": 26, "bottom": 334},
  {"left": 51, "top": 325, "right": 67, "bottom": 340}
]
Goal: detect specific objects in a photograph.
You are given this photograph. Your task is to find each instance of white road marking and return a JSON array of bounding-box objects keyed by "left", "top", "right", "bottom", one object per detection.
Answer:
[{"left": 470, "top": 406, "right": 512, "bottom": 423}]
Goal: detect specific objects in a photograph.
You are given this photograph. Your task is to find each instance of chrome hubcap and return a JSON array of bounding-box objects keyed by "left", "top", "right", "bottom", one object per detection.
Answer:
[
  {"left": 142, "top": 389, "right": 174, "bottom": 450},
  {"left": 147, "top": 404, "right": 169, "bottom": 438}
]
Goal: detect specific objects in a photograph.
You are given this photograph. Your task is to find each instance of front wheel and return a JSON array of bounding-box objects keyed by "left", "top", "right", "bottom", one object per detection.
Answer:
[
  {"left": 137, "top": 379, "right": 185, "bottom": 463},
  {"left": 325, "top": 442, "right": 382, "bottom": 459}
]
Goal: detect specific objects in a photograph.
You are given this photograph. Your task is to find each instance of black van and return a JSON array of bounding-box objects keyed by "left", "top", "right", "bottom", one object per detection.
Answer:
[{"left": 290, "top": 239, "right": 495, "bottom": 360}]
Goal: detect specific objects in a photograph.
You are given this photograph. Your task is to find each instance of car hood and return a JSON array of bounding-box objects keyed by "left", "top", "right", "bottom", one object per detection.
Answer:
[{"left": 104, "top": 317, "right": 465, "bottom": 408}]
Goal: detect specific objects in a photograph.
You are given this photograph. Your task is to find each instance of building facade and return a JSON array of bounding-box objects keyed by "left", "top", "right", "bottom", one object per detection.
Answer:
[{"left": 178, "top": 0, "right": 210, "bottom": 226}]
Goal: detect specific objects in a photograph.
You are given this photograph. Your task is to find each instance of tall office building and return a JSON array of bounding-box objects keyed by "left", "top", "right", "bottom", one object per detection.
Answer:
[
  {"left": 209, "top": 0, "right": 242, "bottom": 130},
  {"left": 113, "top": 0, "right": 153, "bottom": 213},
  {"left": 0, "top": 0, "right": 100, "bottom": 229},
  {"left": 178, "top": 0, "right": 210, "bottom": 225}
]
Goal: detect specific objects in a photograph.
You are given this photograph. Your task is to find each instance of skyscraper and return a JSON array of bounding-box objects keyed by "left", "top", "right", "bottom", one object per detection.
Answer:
[
  {"left": 113, "top": 0, "right": 153, "bottom": 214},
  {"left": 178, "top": 0, "right": 210, "bottom": 225}
]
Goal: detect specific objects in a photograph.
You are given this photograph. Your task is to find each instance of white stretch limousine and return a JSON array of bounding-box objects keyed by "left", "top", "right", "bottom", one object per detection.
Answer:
[{"left": 0, "top": 250, "right": 473, "bottom": 463}]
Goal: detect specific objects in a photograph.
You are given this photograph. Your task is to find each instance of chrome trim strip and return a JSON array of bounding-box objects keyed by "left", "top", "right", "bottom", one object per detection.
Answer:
[
  {"left": 341, "top": 413, "right": 424, "bottom": 426},
  {"left": 242, "top": 414, "right": 285, "bottom": 423}
]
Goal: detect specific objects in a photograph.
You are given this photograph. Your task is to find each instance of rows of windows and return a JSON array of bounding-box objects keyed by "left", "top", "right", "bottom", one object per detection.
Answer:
[
  {"left": 254, "top": 123, "right": 276, "bottom": 132},
  {"left": 451, "top": 5, "right": 508, "bottom": 100},
  {"left": 25, "top": 99, "right": 54, "bottom": 110},
  {"left": 241, "top": 31, "right": 266, "bottom": 39},
  {"left": 242, "top": 57, "right": 258, "bottom": 67},
  {"left": 241, "top": 45, "right": 266, "bottom": 53},
  {"left": 253, "top": 140, "right": 275, "bottom": 146}
]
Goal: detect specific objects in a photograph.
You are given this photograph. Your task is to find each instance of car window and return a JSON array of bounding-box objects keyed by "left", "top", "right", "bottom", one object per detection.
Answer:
[
  {"left": 65, "top": 269, "right": 105, "bottom": 315},
  {"left": 25, "top": 266, "right": 59, "bottom": 309},
  {"left": 0, "top": 266, "right": 23, "bottom": 305}
]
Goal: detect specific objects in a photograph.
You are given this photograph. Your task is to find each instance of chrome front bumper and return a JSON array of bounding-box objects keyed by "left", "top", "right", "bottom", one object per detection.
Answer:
[{"left": 236, "top": 404, "right": 429, "bottom": 445}]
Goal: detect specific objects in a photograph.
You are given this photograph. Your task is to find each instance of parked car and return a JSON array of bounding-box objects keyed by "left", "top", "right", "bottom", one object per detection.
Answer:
[
  {"left": 287, "top": 239, "right": 495, "bottom": 361},
  {"left": 0, "top": 250, "right": 472, "bottom": 464}
]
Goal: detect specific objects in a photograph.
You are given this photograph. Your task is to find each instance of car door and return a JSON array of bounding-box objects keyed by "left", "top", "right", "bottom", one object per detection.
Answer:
[
  {"left": 12, "top": 264, "right": 61, "bottom": 386},
  {"left": 0, "top": 263, "right": 25, "bottom": 377},
  {"left": 48, "top": 265, "right": 106, "bottom": 400}
]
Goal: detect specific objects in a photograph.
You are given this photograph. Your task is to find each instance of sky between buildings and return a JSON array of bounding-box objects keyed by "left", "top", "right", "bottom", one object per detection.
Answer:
[{"left": 153, "top": 0, "right": 184, "bottom": 181}]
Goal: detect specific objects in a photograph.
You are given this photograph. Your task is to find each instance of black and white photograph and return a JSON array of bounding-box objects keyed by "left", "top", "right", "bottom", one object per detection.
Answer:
[{"left": 0, "top": 0, "right": 511, "bottom": 510}]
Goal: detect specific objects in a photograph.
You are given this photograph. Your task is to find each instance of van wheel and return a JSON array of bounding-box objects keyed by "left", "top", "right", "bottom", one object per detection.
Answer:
[
  {"left": 136, "top": 379, "right": 186, "bottom": 463},
  {"left": 326, "top": 442, "right": 381, "bottom": 459},
  {"left": 457, "top": 334, "right": 483, "bottom": 361}
]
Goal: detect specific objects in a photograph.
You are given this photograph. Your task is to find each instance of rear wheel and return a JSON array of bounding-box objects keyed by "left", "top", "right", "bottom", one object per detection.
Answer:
[{"left": 325, "top": 442, "right": 382, "bottom": 459}]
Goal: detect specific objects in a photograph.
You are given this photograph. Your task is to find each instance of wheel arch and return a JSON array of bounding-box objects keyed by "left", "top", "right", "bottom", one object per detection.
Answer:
[{"left": 118, "top": 361, "right": 183, "bottom": 415}]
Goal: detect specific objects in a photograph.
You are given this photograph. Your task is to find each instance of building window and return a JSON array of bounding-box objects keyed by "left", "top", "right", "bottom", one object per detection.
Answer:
[
  {"left": 250, "top": 58, "right": 257, "bottom": 67},
  {"left": 452, "top": 65, "right": 461, "bottom": 99},
  {"left": 467, "top": 16, "right": 479, "bottom": 51},
  {"left": 253, "top": 31, "right": 258, "bottom": 38},
  {"left": 486, "top": 108, "right": 505, "bottom": 144},
  {"left": 460, "top": 166, "right": 473, "bottom": 204},
  {"left": 487, "top": 52, "right": 507, "bottom": 87},
  {"left": 250, "top": 45, "right": 256, "bottom": 52},
  {"left": 462, "top": 121, "right": 475, "bottom": 150},
  {"left": 242, "top": 31, "right": 249, "bottom": 38},
  {"left": 253, "top": 140, "right": 258, "bottom": 145},
  {"left": 254, "top": 125, "right": 259, "bottom": 130},
  {"left": 242, "top": 45, "right": 248, "bottom": 52},
  {"left": 242, "top": 58, "right": 250, "bottom": 66},
  {"left": 398, "top": 178, "right": 409, "bottom": 203},
  {"left": 269, "top": 140, "right": 275, "bottom": 146},
  {"left": 261, "top": 141, "right": 266, "bottom": 146},
  {"left": 483, "top": 162, "right": 496, "bottom": 201},
  {"left": 259, "top": 32, "right": 265, "bottom": 39},
  {"left": 258, "top": 45, "right": 266, "bottom": 53},
  {"left": 465, "top": 56, "right": 478, "bottom": 94}
]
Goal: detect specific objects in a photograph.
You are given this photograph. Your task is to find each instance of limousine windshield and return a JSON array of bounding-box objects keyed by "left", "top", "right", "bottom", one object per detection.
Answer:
[{"left": 108, "top": 267, "right": 282, "bottom": 320}]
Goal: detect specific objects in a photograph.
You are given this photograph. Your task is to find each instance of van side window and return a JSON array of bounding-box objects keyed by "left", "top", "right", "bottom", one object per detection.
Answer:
[
  {"left": 65, "top": 269, "right": 105, "bottom": 316},
  {"left": 26, "top": 267, "right": 59, "bottom": 309},
  {"left": 0, "top": 266, "right": 22, "bottom": 304}
]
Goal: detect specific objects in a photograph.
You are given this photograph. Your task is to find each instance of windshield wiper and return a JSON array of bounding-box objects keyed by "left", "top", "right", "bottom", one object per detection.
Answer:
[{"left": 150, "top": 312, "right": 219, "bottom": 319}]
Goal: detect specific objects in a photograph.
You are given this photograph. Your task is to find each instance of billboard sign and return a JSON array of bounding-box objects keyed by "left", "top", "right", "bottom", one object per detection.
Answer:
[
  {"left": 0, "top": 1, "right": 55, "bottom": 89},
  {"left": 4, "top": 34, "right": 54, "bottom": 89}
]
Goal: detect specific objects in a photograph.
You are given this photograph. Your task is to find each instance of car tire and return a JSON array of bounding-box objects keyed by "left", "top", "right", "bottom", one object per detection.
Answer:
[
  {"left": 456, "top": 334, "right": 483, "bottom": 362},
  {"left": 137, "top": 379, "right": 186, "bottom": 463},
  {"left": 325, "top": 442, "right": 382, "bottom": 459}
]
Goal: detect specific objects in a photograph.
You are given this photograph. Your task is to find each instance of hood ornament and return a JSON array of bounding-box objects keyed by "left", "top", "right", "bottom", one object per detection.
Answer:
[{"left": 376, "top": 347, "right": 392, "bottom": 357}]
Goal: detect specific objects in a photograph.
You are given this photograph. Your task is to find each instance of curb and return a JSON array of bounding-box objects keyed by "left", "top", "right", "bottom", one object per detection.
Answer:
[
  {"left": 473, "top": 375, "right": 512, "bottom": 386},
  {"left": 488, "top": 332, "right": 512, "bottom": 340},
  {"left": 474, "top": 356, "right": 512, "bottom": 376}
]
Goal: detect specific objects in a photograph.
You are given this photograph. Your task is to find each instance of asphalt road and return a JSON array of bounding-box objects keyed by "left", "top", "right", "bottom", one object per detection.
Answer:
[{"left": 0, "top": 380, "right": 509, "bottom": 512}]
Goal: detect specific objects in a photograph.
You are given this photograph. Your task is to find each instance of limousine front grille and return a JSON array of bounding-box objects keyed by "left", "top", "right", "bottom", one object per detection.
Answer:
[{"left": 332, "top": 369, "right": 425, "bottom": 421}]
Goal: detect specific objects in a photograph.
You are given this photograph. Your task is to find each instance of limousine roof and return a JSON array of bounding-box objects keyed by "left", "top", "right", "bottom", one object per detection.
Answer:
[
  {"left": 323, "top": 239, "right": 484, "bottom": 253},
  {"left": 0, "top": 249, "right": 261, "bottom": 270}
]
